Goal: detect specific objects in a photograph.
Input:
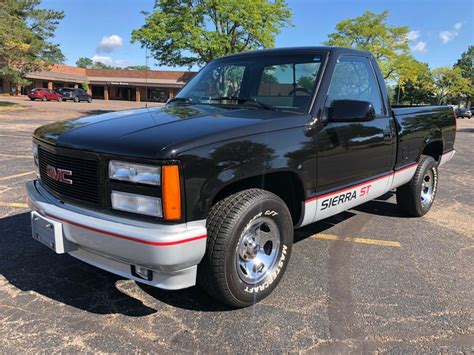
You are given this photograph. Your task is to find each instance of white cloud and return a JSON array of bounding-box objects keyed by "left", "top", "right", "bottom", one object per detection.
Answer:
[
  {"left": 406, "top": 30, "right": 420, "bottom": 41},
  {"left": 92, "top": 55, "right": 113, "bottom": 66},
  {"left": 439, "top": 22, "right": 463, "bottom": 44},
  {"left": 97, "top": 35, "right": 123, "bottom": 53},
  {"left": 411, "top": 41, "right": 427, "bottom": 53}
]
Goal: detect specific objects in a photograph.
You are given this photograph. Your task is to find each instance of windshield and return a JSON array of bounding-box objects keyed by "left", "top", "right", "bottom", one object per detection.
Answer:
[{"left": 176, "top": 53, "right": 324, "bottom": 113}]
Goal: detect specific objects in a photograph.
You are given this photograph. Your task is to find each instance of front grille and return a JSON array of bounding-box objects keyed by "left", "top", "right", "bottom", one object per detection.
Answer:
[{"left": 38, "top": 147, "right": 101, "bottom": 205}]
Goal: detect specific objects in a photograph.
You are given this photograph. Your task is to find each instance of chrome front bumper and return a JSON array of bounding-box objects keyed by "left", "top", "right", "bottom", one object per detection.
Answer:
[{"left": 26, "top": 180, "right": 207, "bottom": 290}]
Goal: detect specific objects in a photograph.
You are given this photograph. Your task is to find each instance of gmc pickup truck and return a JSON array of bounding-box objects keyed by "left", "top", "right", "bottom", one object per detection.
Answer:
[{"left": 27, "top": 47, "right": 456, "bottom": 307}]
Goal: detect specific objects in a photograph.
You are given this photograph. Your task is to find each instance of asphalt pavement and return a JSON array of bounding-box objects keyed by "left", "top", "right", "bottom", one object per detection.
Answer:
[{"left": 0, "top": 97, "right": 472, "bottom": 353}]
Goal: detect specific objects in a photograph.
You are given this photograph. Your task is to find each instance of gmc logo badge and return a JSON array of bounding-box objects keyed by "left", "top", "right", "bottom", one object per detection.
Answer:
[{"left": 46, "top": 165, "right": 73, "bottom": 185}]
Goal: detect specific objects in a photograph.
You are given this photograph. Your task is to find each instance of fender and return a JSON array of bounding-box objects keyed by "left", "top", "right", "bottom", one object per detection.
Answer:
[
  {"left": 418, "top": 129, "right": 443, "bottom": 161},
  {"left": 180, "top": 127, "right": 315, "bottom": 222}
]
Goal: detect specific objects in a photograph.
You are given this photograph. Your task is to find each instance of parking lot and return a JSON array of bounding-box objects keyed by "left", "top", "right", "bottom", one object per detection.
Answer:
[{"left": 0, "top": 96, "right": 472, "bottom": 352}]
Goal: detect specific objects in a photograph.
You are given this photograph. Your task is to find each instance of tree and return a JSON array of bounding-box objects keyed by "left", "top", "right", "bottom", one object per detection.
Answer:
[
  {"left": 432, "top": 67, "right": 471, "bottom": 105},
  {"left": 393, "top": 62, "right": 435, "bottom": 105},
  {"left": 324, "top": 11, "right": 421, "bottom": 84},
  {"left": 76, "top": 57, "right": 93, "bottom": 68},
  {"left": 0, "top": 0, "right": 64, "bottom": 88},
  {"left": 75, "top": 57, "right": 115, "bottom": 69},
  {"left": 454, "top": 46, "right": 474, "bottom": 105},
  {"left": 81, "top": 81, "right": 89, "bottom": 92},
  {"left": 131, "top": 0, "right": 291, "bottom": 67}
]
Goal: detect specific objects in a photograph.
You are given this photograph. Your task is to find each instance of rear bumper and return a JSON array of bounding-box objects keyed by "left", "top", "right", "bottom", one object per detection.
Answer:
[{"left": 26, "top": 180, "right": 207, "bottom": 290}]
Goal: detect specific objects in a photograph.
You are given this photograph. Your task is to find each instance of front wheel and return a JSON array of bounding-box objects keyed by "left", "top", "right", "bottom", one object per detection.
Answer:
[
  {"left": 198, "top": 189, "right": 293, "bottom": 308},
  {"left": 396, "top": 155, "right": 438, "bottom": 217},
  {"left": 87, "top": 97, "right": 92, "bottom": 103},
  {"left": 73, "top": 96, "right": 79, "bottom": 103}
]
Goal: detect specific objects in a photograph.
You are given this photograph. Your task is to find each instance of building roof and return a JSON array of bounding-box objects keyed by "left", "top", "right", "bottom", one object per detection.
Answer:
[{"left": 26, "top": 64, "right": 195, "bottom": 87}]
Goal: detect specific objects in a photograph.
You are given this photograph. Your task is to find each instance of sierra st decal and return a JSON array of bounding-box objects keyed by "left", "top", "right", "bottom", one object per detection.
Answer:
[{"left": 320, "top": 184, "right": 372, "bottom": 211}]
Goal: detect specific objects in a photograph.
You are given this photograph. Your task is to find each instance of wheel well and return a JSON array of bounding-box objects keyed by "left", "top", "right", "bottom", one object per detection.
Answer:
[
  {"left": 422, "top": 141, "right": 443, "bottom": 161},
  {"left": 211, "top": 172, "right": 305, "bottom": 225}
]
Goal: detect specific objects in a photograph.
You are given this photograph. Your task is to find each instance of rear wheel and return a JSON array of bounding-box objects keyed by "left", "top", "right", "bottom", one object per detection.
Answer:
[
  {"left": 396, "top": 155, "right": 438, "bottom": 217},
  {"left": 198, "top": 189, "right": 293, "bottom": 308},
  {"left": 29, "top": 98, "right": 35, "bottom": 101},
  {"left": 87, "top": 97, "right": 92, "bottom": 103},
  {"left": 41, "top": 96, "right": 47, "bottom": 101},
  {"left": 73, "top": 96, "right": 79, "bottom": 103}
]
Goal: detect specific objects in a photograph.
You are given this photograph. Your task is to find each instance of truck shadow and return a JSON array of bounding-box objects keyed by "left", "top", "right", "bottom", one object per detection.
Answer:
[
  {"left": 0, "top": 195, "right": 402, "bottom": 314},
  {"left": 0, "top": 212, "right": 157, "bottom": 317}
]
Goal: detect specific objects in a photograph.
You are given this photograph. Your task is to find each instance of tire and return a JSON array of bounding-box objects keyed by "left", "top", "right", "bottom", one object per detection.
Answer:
[
  {"left": 73, "top": 96, "right": 79, "bottom": 103},
  {"left": 41, "top": 96, "right": 47, "bottom": 101},
  {"left": 396, "top": 155, "right": 438, "bottom": 217},
  {"left": 198, "top": 189, "right": 293, "bottom": 308},
  {"left": 57, "top": 97, "right": 62, "bottom": 102},
  {"left": 29, "top": 98, "right": 35, "bottom": 101},
  {"left": 87, "top": 97, "right": 92, "bottom": 103}
]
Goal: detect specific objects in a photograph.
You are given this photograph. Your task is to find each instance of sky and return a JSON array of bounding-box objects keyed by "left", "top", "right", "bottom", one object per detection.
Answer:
[{"left": 40, "top": 0, "right": 473, "bottom": 71}]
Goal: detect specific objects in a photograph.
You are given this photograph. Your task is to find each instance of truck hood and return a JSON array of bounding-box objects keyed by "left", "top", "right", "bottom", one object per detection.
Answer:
[{"left": 34, "top": 104, "right": 303, "bottom": 159}]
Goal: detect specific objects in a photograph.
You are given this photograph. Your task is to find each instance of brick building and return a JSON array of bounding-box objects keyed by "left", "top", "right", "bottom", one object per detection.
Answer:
[{"left": 1, "top": 64, "right": 195, "bottom": 102}]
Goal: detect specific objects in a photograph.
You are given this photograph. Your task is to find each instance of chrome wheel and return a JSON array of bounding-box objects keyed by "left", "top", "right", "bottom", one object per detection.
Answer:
[
  {"left": 236, "top": 217, "right": 281, "bottom": 284},
  {"left": 420, "top": 169, "right": 434, "bottom": 208}
]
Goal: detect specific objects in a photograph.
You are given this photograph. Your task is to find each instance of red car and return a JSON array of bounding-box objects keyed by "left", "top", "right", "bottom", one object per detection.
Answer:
[{"left": 28, "top": 88, "right": 63, "bottom": 102}]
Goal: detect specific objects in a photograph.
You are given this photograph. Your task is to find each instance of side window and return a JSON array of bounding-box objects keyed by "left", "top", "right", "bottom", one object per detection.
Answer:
[
  {"left": 326, "top": 56, "right": 385, "bottom": 116},
  {"left": 256, "top": 61, "right": 321, "bottom": 111}
]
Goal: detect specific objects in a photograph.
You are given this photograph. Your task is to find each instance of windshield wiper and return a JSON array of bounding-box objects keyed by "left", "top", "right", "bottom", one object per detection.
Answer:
[{"left": 206, "top": 96, "right": 275, "bottom": 110}]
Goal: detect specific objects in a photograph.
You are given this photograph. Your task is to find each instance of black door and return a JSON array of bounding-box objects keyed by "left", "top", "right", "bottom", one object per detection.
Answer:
[{"left": 316, "top": 55, "right": 396, "bottom": 192}]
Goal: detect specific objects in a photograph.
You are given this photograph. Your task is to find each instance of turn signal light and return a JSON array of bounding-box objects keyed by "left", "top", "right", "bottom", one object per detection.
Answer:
[{"left": 162, "top": 165, "right": 181, "bottom": 220}]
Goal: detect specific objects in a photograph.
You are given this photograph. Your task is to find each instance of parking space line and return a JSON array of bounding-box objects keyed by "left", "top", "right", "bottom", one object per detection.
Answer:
[
  {"left": 0, "top": 202, "right": 29, "bottom": 209},
  {"left": 311, "top": 233, "right": 401, "bottom": 247},
  {"left": 0, "top": 171, "right": 35, "bottom": 181},
  {"left": 0, "top": 134, "right": 31, "bottom": 139},
  {"left": 0, "top": 153, "right": 31, "bottom": 159}
]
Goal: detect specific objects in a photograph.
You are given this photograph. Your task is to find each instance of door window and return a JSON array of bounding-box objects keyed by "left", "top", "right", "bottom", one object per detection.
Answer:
[{"left": 326, "top": 56, "right": 385, "bottom": 116}]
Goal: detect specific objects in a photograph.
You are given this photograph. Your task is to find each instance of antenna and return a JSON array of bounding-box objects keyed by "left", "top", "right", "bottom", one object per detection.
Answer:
[{"left": 145, "top": 45, "right": 149, "bottom": 108}]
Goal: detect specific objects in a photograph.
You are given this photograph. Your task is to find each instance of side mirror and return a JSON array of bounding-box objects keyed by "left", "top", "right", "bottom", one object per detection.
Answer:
[{"left": 329, "top": 100, "right": 376, "bottom": 122}]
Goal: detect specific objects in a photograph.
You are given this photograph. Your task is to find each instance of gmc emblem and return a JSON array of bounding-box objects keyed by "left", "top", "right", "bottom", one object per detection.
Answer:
[{"left": 46, "top": 165, "right": 73, "bottom": 185}]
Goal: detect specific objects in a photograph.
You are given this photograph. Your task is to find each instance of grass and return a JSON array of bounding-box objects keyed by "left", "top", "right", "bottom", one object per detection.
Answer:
[{"left": 0, "top": 101, "right": 24, "bottom": 111}]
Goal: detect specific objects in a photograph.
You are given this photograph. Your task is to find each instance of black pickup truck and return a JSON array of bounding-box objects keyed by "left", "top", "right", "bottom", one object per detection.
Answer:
[{"left": 27, "top": 47, "right": 456, "bottom": 307}]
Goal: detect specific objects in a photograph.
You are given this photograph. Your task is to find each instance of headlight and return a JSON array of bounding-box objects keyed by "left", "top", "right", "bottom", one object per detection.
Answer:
[
  {"left": 111, "top": 191, "right": 162, "bottom": 217},
  {"left": 32, "top": 143, "right": 39, "bottom": 177},
  {"left": 109, "top": 161, "right": 161, "bottom": 185}
]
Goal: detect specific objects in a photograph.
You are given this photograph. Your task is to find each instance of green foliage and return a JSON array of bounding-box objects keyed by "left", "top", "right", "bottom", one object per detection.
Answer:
[
  {"left": 393, "top": 62, "right": 435, "bottom": 104},
  {"left": 454, "top": 46, "right": 474, "bottom": 84},
  {"left": 432, "top": 67, "right": 472, "bottom": 105},
  {"left": 81, "top": 81, "right": 89, "bottom": 91},
  {"left": 76, "top": 57, "right": 93, "bottom": 68},
  {"left": 454, "top": 46, "right": 474, "bottom": 104},
  {"left": 75, "top": 57, "right": 117, "bottom": 69},
  {"left": 324, "top": 11, "right": 418, "bottom": 84},
  {"left": 131, "top": 0, "right": 292, "bottom": 67},
  {"left": 0, "top": 0, "right": 64, "bottom": 86}
]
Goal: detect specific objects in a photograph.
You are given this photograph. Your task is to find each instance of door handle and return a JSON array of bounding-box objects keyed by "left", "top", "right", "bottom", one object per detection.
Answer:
[{"left": 383, "top": 130, "right": 392, "bottom": 140}]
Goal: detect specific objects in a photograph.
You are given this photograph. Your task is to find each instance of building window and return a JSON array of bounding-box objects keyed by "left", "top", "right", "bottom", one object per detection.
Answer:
[
  {"left": 91, "top": 86, "right": 104, "bottom": 98},
  {"left": 147, "top": 88, "right": 169, "bottom": 102}
]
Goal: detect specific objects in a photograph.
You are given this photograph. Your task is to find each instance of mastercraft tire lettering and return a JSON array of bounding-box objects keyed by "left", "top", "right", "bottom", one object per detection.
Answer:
[{"left": 198, "top": 189, "right": 293, "bottom": 308}]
